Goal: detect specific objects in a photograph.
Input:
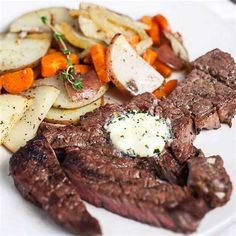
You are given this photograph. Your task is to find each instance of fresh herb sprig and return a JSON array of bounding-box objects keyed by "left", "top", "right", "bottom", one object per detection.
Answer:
[{"left": 41, "top": 16, "right": 83, "bottom": 90}]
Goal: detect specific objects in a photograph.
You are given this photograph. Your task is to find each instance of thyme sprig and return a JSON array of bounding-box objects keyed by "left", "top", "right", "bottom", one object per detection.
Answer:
[{"left": 41, "top": 16, "right": 83, "bottom": 90}]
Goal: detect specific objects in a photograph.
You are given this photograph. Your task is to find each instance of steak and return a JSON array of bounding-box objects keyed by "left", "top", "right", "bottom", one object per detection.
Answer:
[
  {"left": 9, "top": 136, "right": 101, "bottom": 236},
  {"left": 192, "top": 49, "right": 236, "bottom": 90},
  {"left": 9, "top": 48, "right": 234, "bottom": 235}
]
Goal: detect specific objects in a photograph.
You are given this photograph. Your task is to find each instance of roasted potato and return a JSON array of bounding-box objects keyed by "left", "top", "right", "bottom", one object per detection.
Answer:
[
  {"left": 33, "top": 76, "right": 109, "bottom": 109},
  {"left": 106, "top": 34, "right": 164, "bottom": 96},
  {"left": 10, "top": 7, "right": 76, "bottom": 33},
  {"left": 3, "top": 86, "right": 60, "bottom": 152},
  {"left": 0, "top": 94, "right": 33, "bottom": 144},
  {"left": 0, "top": 33, "right": 51, "bottom": 74},
  {"left": 45, "top": 97, "right": 103, "bottom": 124}
]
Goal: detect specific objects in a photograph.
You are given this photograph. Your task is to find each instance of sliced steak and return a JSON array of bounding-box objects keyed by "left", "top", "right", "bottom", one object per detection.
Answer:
[
  {"left": 192, "top": 48, "right": 236, "bottom": 90},
  {"left": 63, "top": 152, "right": 209, "bottom": 234},
  {"left": 187, "top": 156, "right": 232, "bottom": 208},
  {"left": 9, "top": 136, "right": 101, "bottom": 236}
]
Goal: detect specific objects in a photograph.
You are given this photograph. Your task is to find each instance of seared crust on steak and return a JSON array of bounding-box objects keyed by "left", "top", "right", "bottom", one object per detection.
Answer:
[{"left": 9, "top": 136, "right": 101, "bottom": 236}]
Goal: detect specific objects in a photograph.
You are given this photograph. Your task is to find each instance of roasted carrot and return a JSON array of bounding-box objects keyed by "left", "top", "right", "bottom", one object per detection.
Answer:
[
  {"left": 1, "top": 68, "right": 34, "bottom": 94},
  {"left": 90, "top": 44, "right": 110, "bottom": 83},
  {"left": 143, "top": 49, "right": 158, "bottom": 65},
  {"left": 154, "top": 60, "right": 172, "bottom": 77},
  {"left": 41, "top": 52, "right": 79, "bottom": 77},
  {"left": 153, "top": 88, "right": 166, "bottom": 98},
  {"left": 74, "top": 65, "right": 91, "bottom": 75},
  {"left": 0, "top": 77, "right": 2, "bottom": 94},
  {"left": 140, "top": 16, "right": 160, "bottom": 45},
  {"left": 153, "top": 14, "right": 169, "bottom": 31},
  {"left": 163, "top": 79, "right": 177, "bottom": 96},
  {"left": 126, "top": 34, "right": 140, "bottom": 47}
]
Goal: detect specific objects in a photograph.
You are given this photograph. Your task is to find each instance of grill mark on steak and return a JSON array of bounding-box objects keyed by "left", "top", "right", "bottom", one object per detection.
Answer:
[
  {"left": 192, "top": 49, "right": 236, "bottom": 90},
  {"left": 9, "top": 136, "right": 101, "bottom": 236}
]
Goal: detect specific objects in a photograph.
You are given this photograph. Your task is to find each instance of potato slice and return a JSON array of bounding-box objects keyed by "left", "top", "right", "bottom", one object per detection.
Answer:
[
  {"left": 106, "top": 34, "right": 164, "bottom": 96},
  {"left": 0, "top": 33, "right": 51, "bottom": 74},
  {"left": 45, "top": 97, "right": 103, "bottom": 125},
  {"left": 57, "top": 22, "right": 101, "bottom": 49},
  {"left": 3, "top": 86, "right": 60, "bottom": 152},
  {"left": 10, "top": 7, "right": 76, "bottom": 33},
  {"left": 34, "top": 77, "right": 109, "bottom": 109},
  {"left": 0, "top": 94, "right": 33, "bottom": 144}
]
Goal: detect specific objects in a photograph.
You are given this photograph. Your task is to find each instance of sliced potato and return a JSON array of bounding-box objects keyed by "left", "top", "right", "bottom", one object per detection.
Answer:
[
  {"left": 0, "top": 95, "right": 33, "bottom": 144},
  {"left": 3, "top": 86, "right": 60, "bottom": 152},
  {"left": 45, "top": 97, "right": 103, "bottom": 125},
  {"left": 0, "top": 33, "right": 51, "bottom": 74},
  {"left": 106, "top": 34, "right": 164, "bottom": 96},
  {"left": 57, "top": 22, "right": 101, "bottom": 49},
  {"left": 34, "top": 77, "right": 109, "bottom": 109},
  {"left": 10, "top": 7, "right": 76, "bottom": 33}
]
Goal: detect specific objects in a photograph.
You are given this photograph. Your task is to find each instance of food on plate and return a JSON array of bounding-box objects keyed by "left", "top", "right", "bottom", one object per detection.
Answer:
[
  {"left": 34, "top": 74, "right": 108, "bottom": 109},
  {"left": 153, "top": 79, "right": 177, "bottom": 98},
  {"left": 106, "top": 34, "right": 164, "bottom": 95},
  {"left": 3, "top": 86, "right": 59, "bottom": 152},
  {"left": 10, "top": 7, "right": 76, "bottom": 33},
  {"left": 0, "top": 94, "right": 33, "bottom": 144},
  {"left": 0, "top": 33, "right": 51, "bottom": 74},
  {"left": 1, "top": 68, "right": 34, "bottom": 94},
  {"left": 9, "top": 135, "right": 102, "bottom": 235},
  {"left": 45, "top": 97, "right": 103, "bottom": 124}
]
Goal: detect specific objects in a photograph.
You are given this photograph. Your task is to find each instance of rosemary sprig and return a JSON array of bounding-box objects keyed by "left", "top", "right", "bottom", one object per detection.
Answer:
[{"left": 41, "top": 16, "right": 83, "bottom": 90}]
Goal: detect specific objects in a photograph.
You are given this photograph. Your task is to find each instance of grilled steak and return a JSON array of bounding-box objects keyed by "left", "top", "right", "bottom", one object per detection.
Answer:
[
  {"left": 192, "top": 49, "right": 236, "bottom": 90},
  {"left": 9, "top": 136, "right": 101, "bottom": 236},
  {"left": 9, "top": 48, "right": 234, "bottom": 235}
]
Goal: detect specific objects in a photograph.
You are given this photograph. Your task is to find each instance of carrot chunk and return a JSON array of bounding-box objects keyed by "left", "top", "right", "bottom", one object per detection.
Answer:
[
  {"left": 140, "top": 16, "right": 160, "bottom": 45},
  {"left": 143, "top": 49, "right": 158, "bottom": 65},
  {"left": 154, "top": 60, "right": 172, "bottom": 77},
  {"left": 163, "top": 79, "right": 177, "bottom": 96},
  {"left": 74, "top": 65, "right": 91, "bottom": 75},
  {"left": 153, "top": 14, "right": 170, "bottom": 31},
  {"left": 1, "top": 68, "right": 34, "bottom": 94},
  {"left": 153, "top": 88, "right": 166, "bottom": 98},
  {"left": 90, "top": 44, "right": 110, "bottom": 83},
  {"left": 41, "top": 52, "right": 79, "bottom": 77}
]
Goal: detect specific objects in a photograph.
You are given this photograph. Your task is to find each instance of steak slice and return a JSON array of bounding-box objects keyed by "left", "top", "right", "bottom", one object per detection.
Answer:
[
  {"left": 187, "top": 155, "right": 232, "bottom": 208},
  {"left": 9, "top": 136, "right": 101, "bottom": 236},
  {"left": 63, "top": 151, "right": 209, "bottom": 234},
  {"left": 192, "top": 49, "right": 236, "bottom": 90}
]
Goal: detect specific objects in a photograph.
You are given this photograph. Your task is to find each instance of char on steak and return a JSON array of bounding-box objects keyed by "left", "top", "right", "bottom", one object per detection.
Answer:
[
  {"left": 9, "top": 48, "right": 234, "bottom": 235},
  {"left": 9, "top": 136, "right": 101, "bottom": 236}
]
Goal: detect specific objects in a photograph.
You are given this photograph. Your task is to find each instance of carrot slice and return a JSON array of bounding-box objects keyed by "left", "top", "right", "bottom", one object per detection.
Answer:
[
  {"left": 74, "top": 65, "right": 91, "bottom": 75},
  {"left": 143, "top": 49, "right": 158, "bottom": 65},
  {"left": 153, "top": 88, "right": 166, "bottom": 98},
  {"left": 90, "top": 44, "right": 110, "bottom": 83},
  {"left": 154, "top": 60, "right": 172, "bottom": 77},
  {"left": 163, "top": 79, "right": 177, "bottom": 96},
  {"left": 153, "top": 14, "right": 169, "bottom": 31},
  {"left": 140, "top": 16, "right": 160, "bottom": 45},
  {"left": 1, "top": 68, "right": 34, "bottom": 94},
  {"left": 41, "top": 52, "right": 79, "bottom": 77},
  {"left": 126, "top": 34, "right": 140, "bottom": 47}
]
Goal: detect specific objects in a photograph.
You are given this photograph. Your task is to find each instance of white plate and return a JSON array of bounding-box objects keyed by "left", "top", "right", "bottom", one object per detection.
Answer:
[{"left": 0, "top": 1, "right": 236, "bottom": 235}]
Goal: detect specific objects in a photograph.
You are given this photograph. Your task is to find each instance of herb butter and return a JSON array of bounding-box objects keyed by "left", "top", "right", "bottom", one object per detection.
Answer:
[{"left": 104, "top": 111, "right": 172, "bottom": 157}]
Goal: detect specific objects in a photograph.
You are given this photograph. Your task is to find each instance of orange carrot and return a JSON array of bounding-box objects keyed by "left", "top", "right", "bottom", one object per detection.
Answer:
[
  {"left": 74, "top": 65, "right": 91, "bottom": 75},
  {"left": 143, "top": 49, "right": 158, "bottom": 65},
  {"left": 163, "top": 79, "right": 177, "bottom": 96},
  {"left": 1, "top": 68, "right": 34, "bottom": 94},
  {"left": 140, "top": 16, "right": 160, "bottom": 45},
  {"left": 90, "top": 44, "right": 110, "bottom": 83},
  {"left": 153, "top": 14, "right": 169, "bottom": 31},
  {"left": 153, "top": 88, "right": 166, "bottom": 98},
  {"left": 126, "top": 34, "right": 140, "bottom": 47},
  {"left": 41, "top": 52, "right": 79, "bottom": 77},
  {"left": 154, "top": 60, "right": 172, "bottom": 77},
  {"left": 0, "top": 77, "right": 2, "bottom": 94}
]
